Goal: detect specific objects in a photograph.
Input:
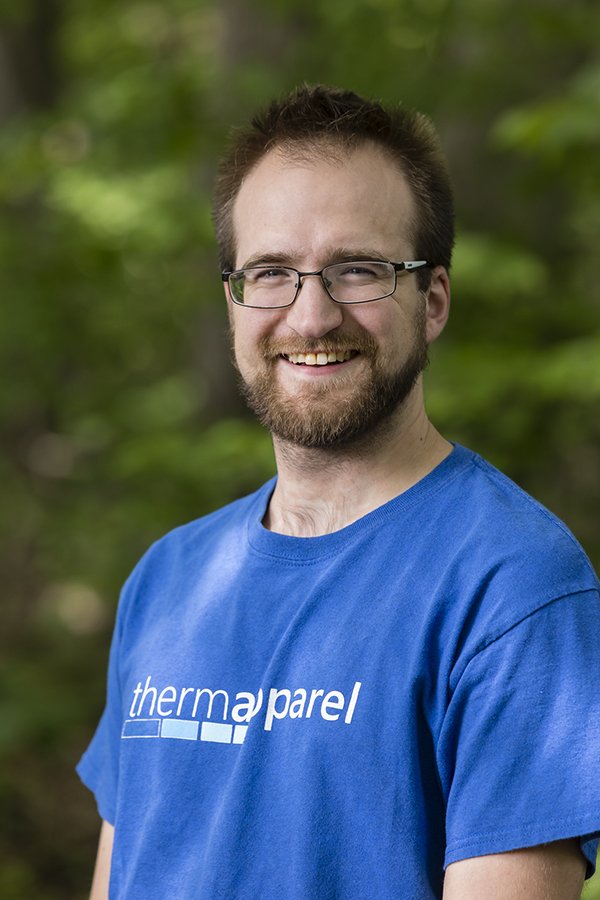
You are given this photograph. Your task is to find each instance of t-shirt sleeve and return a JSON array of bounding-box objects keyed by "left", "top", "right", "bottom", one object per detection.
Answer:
[
  {"left": 76, "top": 593, "right": 126, "bottom": 826},
  {"left": 439, "top": 588, "right": 600, "bottom": 876}
]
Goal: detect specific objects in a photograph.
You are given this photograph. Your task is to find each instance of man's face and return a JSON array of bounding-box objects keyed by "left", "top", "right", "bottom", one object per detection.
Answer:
[{"left": 227, "top": 142, "right": 446, "bottom": 450}]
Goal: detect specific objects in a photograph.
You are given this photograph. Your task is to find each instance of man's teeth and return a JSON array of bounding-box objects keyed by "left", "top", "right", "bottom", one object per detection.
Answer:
[{"left": 285, "top": 350, "right": 355, "bottom": 366}]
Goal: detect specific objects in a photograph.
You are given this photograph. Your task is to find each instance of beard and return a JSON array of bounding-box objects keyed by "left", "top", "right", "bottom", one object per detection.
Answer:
[{"left": 233, "top": 307, "right": 429, "bottom": 451}]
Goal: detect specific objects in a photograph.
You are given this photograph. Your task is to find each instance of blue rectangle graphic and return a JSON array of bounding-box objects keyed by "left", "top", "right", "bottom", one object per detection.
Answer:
[
  {"left": 122, "top": 718, "right": 161, "bottom": 739},
  {"left": 201, "top": 721, "right": 233, "bottom": 744},
  {"left": 160, "top": 718, "right": 199, "bottom": 741}
]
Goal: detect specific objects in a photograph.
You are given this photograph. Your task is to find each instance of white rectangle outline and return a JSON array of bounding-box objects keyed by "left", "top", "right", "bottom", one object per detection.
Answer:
[{"left": 121, "top": 718, "right": 161, "bottom": 739}]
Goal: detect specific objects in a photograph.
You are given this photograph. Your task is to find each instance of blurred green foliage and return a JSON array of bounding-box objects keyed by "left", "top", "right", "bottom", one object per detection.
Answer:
[{"left": 1, "top": 0, "right": 598, "bottom": 895}]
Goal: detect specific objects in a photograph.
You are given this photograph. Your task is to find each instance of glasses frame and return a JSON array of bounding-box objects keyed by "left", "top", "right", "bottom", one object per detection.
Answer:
[{"left": 222, "top": 260, "right": 430, "bottom": 309}]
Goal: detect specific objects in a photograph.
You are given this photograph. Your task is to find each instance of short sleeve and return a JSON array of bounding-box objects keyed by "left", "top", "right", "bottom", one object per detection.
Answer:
[
  {"left": 76, "top": 594, "right": 125, "bottom": 825},
  {"left": 438, "top": 589, "right": 600, "bottom": 875}
]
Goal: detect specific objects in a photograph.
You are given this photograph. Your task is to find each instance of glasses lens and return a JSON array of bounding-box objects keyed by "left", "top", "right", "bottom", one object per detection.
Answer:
[
  {"left": 324, "top": 261, "right": 395, "bottom": 303},
  {"left": 230, "top": 267, "right": 296, "bottom": 307}
]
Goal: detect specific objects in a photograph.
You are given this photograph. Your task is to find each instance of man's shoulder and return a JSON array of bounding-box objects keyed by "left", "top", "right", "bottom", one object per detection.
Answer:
[
  {"left": 442, "top": 446, "right": 599, "bottom": 639},
  {"left": 450, "top": 446, "right": 591, "bottom": 560}
]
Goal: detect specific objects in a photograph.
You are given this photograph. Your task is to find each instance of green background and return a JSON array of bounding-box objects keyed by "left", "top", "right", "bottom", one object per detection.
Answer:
[{"left": 1, "top": 0, "right": 599, "bottom": 895}]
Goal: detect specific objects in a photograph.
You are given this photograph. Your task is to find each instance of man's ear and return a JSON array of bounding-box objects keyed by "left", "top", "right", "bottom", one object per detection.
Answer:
[{"left": 424, "top": 266, "right": 450, "bottom": 344}]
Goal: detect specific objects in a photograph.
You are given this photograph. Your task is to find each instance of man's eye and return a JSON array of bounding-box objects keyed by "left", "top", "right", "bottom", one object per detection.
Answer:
[
  {"left": 260, "top": 267, "right": 290, "bottom": 277},
  {"left": 254, "top": 268, "right": 292, "bottom": 281},
  {"left": 244, "top": 268, "right": 291, "bottom": 286},
  {"left": 338, "top": 264, "right": 379, "bottom": 278}
]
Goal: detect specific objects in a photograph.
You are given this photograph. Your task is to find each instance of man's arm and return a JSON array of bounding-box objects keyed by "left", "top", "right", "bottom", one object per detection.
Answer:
[
  {"left": 89, "top": 819, "right": 114, "bottom": 900},
  {"left": 443, "top": 839, "right": 587, "bottom": 899}
]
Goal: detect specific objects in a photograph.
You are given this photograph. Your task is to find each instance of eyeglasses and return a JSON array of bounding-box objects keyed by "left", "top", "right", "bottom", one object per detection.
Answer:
[{"left": 222, "top": 260, "right": 430, "bottom": 309}]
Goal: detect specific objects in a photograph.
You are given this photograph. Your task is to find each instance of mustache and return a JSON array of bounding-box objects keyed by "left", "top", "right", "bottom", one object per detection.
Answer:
[{"left": 257, "top": 331, "right": 378, "bottom": 359}]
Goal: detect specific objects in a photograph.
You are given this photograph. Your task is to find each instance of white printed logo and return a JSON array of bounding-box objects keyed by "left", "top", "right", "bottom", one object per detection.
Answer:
[{"left": 121, "top": 675, "right": 362, "bottom": 746}]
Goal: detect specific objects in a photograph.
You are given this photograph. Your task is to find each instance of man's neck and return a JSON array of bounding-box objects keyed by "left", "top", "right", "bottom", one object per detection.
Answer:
[{"left": 264, "top": 399, "right": 452, "bottom": 537}]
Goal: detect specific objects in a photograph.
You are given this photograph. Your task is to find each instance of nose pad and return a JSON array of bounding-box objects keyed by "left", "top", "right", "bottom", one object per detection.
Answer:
[
  {"left": 294, "top": 273, "right": 332, "bottom": 298},
  {"left": 286, "top": 273, "right": 344, "bottom": 338}
]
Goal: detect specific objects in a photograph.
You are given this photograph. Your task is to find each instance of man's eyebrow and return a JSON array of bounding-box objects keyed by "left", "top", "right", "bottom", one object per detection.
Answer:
[
  {"left": 326, "top": 248, "right": 392, "bottom": 264},
  {"left": 240, "top": 252, "right": 296, "bottom": 269},
  {"left": 240, "top": 248, "right": 392, "bottom": 269}
]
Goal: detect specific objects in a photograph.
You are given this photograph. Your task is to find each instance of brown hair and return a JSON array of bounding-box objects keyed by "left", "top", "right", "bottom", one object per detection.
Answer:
[{"left": 213, "top": 84, "right": 454, "bottom": 289}]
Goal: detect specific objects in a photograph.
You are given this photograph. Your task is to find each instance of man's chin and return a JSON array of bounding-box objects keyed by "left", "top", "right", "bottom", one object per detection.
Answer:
[
  {"left": 240, "top": 386, "right": 362, "bottom": 449},
  {"left": 240, "top": 365, "right": 426, "bottom": 451}
]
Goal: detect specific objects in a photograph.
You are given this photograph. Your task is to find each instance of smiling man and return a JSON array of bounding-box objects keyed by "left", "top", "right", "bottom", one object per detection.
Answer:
[{"left": 79, "top": 85, "right": 600, "bottom": 899}]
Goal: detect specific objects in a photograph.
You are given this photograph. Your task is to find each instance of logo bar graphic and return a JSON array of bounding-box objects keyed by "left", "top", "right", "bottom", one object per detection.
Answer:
[
  {"left": 161, "top": 718, "right": 199, "bottom": 741},
  {"left": 121, "top": 718, "right": 249, "bottom": 744},
  {"left": 200, "top": 721, "right": 233, "bottom": 743},
  {"left": 122, "top": 718, "right": 161, "bottom": 739},
  {"left": 232, "top": 725, "right": 248, "bottom": 744}
]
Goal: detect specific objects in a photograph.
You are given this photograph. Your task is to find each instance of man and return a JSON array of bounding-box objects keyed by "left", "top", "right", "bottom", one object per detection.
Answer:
[{"left": 79, "top": 85, "right": 600, "bottom": 899}]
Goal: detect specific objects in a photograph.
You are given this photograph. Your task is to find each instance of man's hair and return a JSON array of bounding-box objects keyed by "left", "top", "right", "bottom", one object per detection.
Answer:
[{"left": 213, "top": 84, "right": 454, "bottom": 288}]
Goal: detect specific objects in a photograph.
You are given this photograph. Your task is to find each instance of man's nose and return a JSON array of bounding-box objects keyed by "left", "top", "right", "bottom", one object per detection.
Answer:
[{"left": 284, "top": 274, "right": 344, "bottom": 338}]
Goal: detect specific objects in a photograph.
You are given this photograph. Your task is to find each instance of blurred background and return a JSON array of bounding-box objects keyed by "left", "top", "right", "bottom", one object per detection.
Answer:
[{"left": 1, "top": 0, "right": 599, "bottom": 896}]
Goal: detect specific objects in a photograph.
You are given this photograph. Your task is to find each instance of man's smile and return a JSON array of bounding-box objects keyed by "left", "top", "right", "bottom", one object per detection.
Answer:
[{"left": 281, "top": 350, "right": 358, "bottom": 366}]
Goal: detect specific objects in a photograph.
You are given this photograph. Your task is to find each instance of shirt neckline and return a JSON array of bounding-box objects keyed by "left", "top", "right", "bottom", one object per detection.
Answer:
[{"left": 246, "top": 443, "right": 474, "bottom": 562}]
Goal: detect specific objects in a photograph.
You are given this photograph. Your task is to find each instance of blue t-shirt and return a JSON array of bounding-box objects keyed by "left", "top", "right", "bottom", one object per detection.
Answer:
[{"left": 78, "top": 445, "right": 600, "bottom": 898}]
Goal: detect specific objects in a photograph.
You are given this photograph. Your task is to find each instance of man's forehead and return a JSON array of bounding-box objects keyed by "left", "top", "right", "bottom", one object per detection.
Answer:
[
  {"left": 232, "top": 142, "right": 415, "bottom": 221},
  {"left": 231, "top": 142, "right": 416, "bottom": 266}
]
